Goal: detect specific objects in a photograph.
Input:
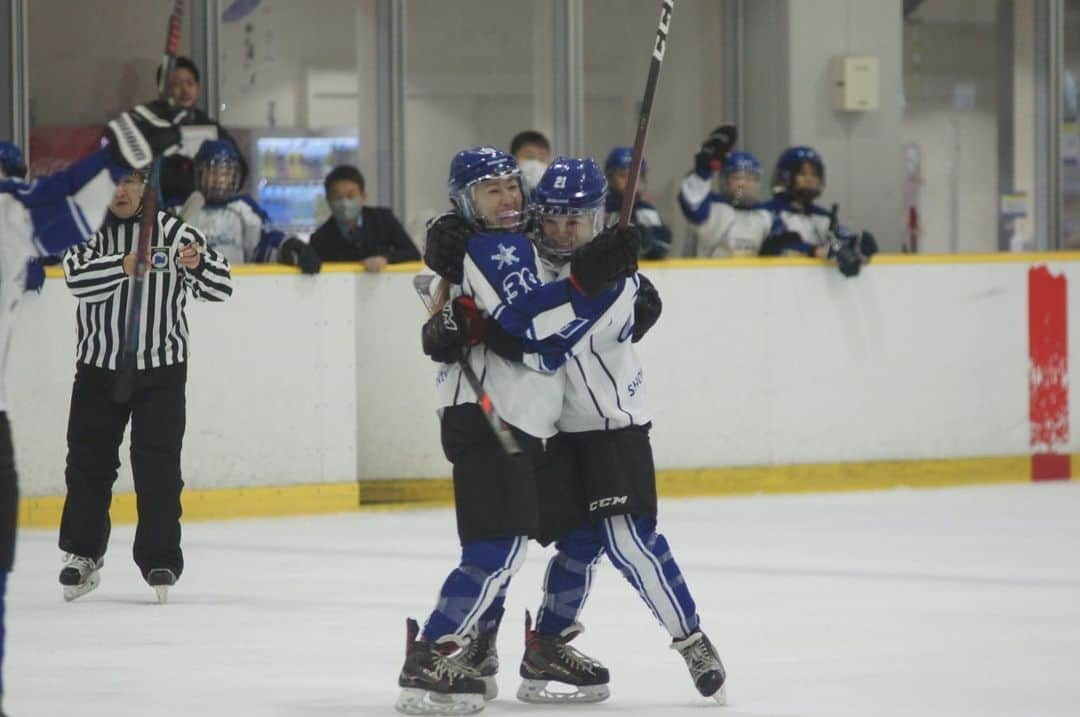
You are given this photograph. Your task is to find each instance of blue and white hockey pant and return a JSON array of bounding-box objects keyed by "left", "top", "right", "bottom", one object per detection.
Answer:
[{"left": 535, "top": 515, "right": 700, "bottom": 640}]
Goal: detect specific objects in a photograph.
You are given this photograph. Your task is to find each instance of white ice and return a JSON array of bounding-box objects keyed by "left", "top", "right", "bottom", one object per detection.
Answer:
[{"left": 6, "top": 483, "right": 1080, "bottom": 716}]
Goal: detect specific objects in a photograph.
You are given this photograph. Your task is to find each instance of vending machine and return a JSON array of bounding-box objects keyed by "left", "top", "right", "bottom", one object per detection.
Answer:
[{"left": 248, "top": 131, "right": 360, "bottom": 238}]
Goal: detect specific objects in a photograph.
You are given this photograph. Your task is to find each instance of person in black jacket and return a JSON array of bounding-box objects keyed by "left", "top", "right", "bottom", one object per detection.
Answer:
[
  {"left": 309, "top": 165, "right": 419, "bottom": 271},
  {"left": 157, "top": 56, "right": 249, "bottom": 208}
]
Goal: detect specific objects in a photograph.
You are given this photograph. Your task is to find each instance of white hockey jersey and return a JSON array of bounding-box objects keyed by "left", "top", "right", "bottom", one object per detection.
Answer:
[
  {"left": 184, "top": 193, "right": 282, "bottom": 266},
  {"left": 551, "top": 266, "right": 650, "bottom": 433},
  {"left": 0, "top": 149, "right": 129, "bottom": 411},
  {"left": 679, "top": 172, "right": 773, "bottom": 257}
]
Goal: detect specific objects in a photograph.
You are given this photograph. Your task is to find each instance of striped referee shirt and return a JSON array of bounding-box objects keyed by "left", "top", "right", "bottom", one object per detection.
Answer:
[{"left": 62, "top": 209, "right": 232, "bottom": 370}]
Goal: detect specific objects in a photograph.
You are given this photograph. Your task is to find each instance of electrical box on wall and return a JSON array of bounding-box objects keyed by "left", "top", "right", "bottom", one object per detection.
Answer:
[{"left": 831, "top": 56, "right": 880, "bottom": 111}]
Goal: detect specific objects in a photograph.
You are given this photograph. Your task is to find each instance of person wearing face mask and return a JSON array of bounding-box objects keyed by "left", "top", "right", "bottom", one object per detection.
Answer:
[
  {"left": 510, "top": 130, "right": 552, "bottom": 194},
  {"left": 679, "top": 150, "right": 775, "bottom": 257},
  {"left": 603, "top": 146, "right": 671, "bottom": 259},
  {"left": 759, "top": 146, "right": 878, "bottom": 277},
  {"left": 309, "top": 165, "right": 419, "bottom": 271},
  {"left": 183, "top": 140, "right": 320, "bottom": 274},
  {"left": 156, "top": 56, "right": 249, "bottom": 208}
]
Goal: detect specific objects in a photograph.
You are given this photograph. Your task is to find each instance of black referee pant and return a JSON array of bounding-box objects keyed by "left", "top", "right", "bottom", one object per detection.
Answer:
[{"left": 58, "top": 362, "right": 187, "bottom": 580}]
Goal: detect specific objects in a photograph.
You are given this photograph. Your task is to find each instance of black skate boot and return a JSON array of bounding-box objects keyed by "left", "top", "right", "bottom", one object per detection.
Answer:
[
  {"left": 59, "top": 554, "right": 102, "bottom": 602},
  {"left": 396, "top": 618, "right": 486, "bottom": 715},
  {"left": 671, "top": 629, "right": 727, "bottom": 703},
  {"left": 516, "top": 610, "right": 610, "bottom": 704},
  {"left": 147, "top": 568, "right": 177, "bottom": 605},
  {"left": 459, "top": 607, "right": 502, "bottom": 700}
]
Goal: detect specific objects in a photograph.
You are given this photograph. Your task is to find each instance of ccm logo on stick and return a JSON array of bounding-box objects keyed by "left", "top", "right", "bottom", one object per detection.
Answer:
[{"left": 589, "top": 495, "right": 628, "bottom": 511}]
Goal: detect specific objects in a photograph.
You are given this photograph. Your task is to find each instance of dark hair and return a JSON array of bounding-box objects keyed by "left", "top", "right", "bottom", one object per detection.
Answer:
[
  {"left": 324, "top": 165, "right": 365, "bottom": 195},
  {"left": 156, "top": 56, "right": 200, "bottom": 86},
  {"left": 510, "top": 130, "right": 550, "bottom": 157}
]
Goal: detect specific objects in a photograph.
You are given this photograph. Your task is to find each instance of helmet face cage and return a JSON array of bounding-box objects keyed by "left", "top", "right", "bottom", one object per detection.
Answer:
[
  {"left": 197, "top": 155, "right": 241, "bottom": 202},
  {"left": 772, "top": 146, "right": 825, "bottom": 198}
]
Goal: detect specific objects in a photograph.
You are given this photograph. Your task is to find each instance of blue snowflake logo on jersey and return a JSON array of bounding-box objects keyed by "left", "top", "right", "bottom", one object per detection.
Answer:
[
  {"left": 491, "top": 243, "right": 520, "bottom": 270},
  {"left": 501, "top": 268, "right": 540, "bottom": 302}
]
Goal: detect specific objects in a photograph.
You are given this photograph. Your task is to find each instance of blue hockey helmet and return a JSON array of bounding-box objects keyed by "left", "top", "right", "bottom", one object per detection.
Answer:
[
  {"left": 532, "top": 156, "right": 608, "bottom": 261},
  {"left": 722, "top": 150, "right": 761, "bottom": 178},
  {"left": 603, "top": 146, "right": 647, "bottom": 176},
  {"left": 771, "top": 145, "right": 825, "bottom": 199},
  {"left": 195, "top": 139, "right": 242, "bottom": 202},
  {"left": 448, "top": 146, "right": 527, "bottom": 231},
  {"left": 0, "top": 141, "right": 27, "bottom": 179}
]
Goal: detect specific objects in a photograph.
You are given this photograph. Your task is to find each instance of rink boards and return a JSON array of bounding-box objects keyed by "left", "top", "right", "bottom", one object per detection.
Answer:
[{"left": 11, "top": 254, "right": 1080, "bottom": 527}]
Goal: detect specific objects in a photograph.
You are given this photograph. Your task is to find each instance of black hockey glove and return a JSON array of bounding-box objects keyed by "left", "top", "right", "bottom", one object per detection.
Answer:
[
  {"left": 105, "top": 102, "right": 185, "bottom": 171},
  {"left": 484, "top": 317, "right": 524, "bottom": 363},
  {"left": 758, "top": 231, "right": 805, "bottom": 257},
  {"left": 570, "top": 225, "right": 641, "bottom": 297},
  {"left": 421, "top": 296, "right": 485, "bottom": 363},
  {"left": 834, "top": 240, "right": 862, "bottom": 278},
  {"left": 279, "top": 237, "right": 322, "bottom": 274},
  {"left": 424, "top": 212, "right": 474, "bottom": 284},
  {"left": 857, "top": 231, "right": 879, "bottom": 260},
  {"left": 694, "top": 124, "right": 737, "bottom": 175},
  {"left": 632, "top": 274, "right": 662, "bottom": 343}
]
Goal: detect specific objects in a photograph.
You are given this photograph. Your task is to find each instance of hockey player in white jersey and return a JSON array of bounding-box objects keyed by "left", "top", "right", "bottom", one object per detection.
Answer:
[
  {"left": 397, "top": 147, "right": 640, "bottom": 714},
  {"left": 521, "top": 158, "right": 727, "bottom": 704},
  {"left": 418, "top": 157, "right": 724, "bottom": 705},
  {"left": 0, "top": 103, "right": 184, "bottom": 717},
  {"left": 182, "top": 139, "right": 321, "bottom": 273},
  {"left": 680, "top": 147, "right": 776, "bottom": 257},
  {"left": 760, "top": 145, "right": 879, "bottom": 276}
]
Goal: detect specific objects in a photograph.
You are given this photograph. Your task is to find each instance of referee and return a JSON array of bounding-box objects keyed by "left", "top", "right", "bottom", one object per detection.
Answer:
[{"left": 57, "top": 170, "right": 232, "bottom": 602}]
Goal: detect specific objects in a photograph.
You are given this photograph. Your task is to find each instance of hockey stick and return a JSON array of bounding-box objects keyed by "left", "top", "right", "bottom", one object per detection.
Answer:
[
  {"left": 413, "top": 275, "right": 522, "bottom": 456},
  {"left": 617, "top": 0, "right": 674, "bottom": 231},
  {"left": 115, "top": 0, "right": 185, "bottom": 402}
]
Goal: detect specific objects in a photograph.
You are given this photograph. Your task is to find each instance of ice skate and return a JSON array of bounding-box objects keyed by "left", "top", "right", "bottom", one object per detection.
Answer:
[
  {"left": 516, "top": 610, "right": 610, "bottom": 704},
  {"left": 147, "top": 568, "right": 176, "bottom": 604},
  {"left": 672, "top": 629, "right": 727, "bottom": 704},
  {"left": 59, "top": 554, "right": 102, "bottom": 602},
  {"left": 459, "top": 608, "right": 502, "bottom": 700},
  {"left": 396, "top": 618, "right": 486, "bottom": 715}
]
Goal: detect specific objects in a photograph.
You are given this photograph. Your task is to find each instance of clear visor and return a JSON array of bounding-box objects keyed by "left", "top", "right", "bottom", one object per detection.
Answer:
[
  {"left": 536, "top": 206, "right": 604, "bottom": 259},
  {"left": 460, "top": 174, "right": 527, "bottom": 231},
  {"left": 197, "top": 158, "right": 241, "bottom": 201}
]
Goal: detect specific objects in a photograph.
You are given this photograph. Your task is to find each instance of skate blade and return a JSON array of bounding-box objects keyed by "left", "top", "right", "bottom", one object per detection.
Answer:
[
  {"left": 62, "top": 572, "right": 100, "bottom": 602},
  {"left": 395, "top": 687, "right": 484, "bottom": 715},
  {"left": 516, "top": 679, "right": 610, "bottom": 704},
  {"left": 480, "top": 675, "right": 498, "bottom": 701},
  {"left": 154, "top": 585, "right": 169, "bottom": 604}
]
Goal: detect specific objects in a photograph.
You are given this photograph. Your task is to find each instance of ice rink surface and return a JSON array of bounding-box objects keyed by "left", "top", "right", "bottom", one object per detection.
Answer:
[{"left": 6, "top": 482, "right": 1080, "bottom": 716}]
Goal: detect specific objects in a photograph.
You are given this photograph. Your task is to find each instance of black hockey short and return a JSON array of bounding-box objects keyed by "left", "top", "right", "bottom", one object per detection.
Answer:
[
  {"left": 537, "top": 424, "right": 659, "bottom": 545},
  {"left": 0, "top": 413, "right": 16, "bottom": 572},
  {"left": 440, "top": 403, "right": 545, "bottom": 544}
]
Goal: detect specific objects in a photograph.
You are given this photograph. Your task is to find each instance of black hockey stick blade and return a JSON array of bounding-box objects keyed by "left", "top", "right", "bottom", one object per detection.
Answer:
[
  {"left": 618, "top": 0, "right": 674, "bottom": 231},
  {"left": 412, "top": 275, "right": 522, "bottom": 456}
]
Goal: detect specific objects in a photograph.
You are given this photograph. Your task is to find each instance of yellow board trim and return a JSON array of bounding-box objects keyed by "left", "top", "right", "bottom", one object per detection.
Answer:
[
  {"left": 19, "top": 454, "right": 1058, "bottom": 530},
  {"left": 42, "top": 250, "right": 1080, "bottom": 281}
]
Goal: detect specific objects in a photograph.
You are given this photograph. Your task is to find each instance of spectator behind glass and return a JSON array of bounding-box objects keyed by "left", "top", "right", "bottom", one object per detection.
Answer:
[
  {"left": 156, "top": 56, "right": 249, "bottom": 208},
  {"left": 510, "top": 130, "right": 551, "bottom": 194},
  {"left": 309, "top": 165, "right": 420, "bottom": 272},
  {"left": 603, "top": 146, "right": 672, "bottom": 259}
]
